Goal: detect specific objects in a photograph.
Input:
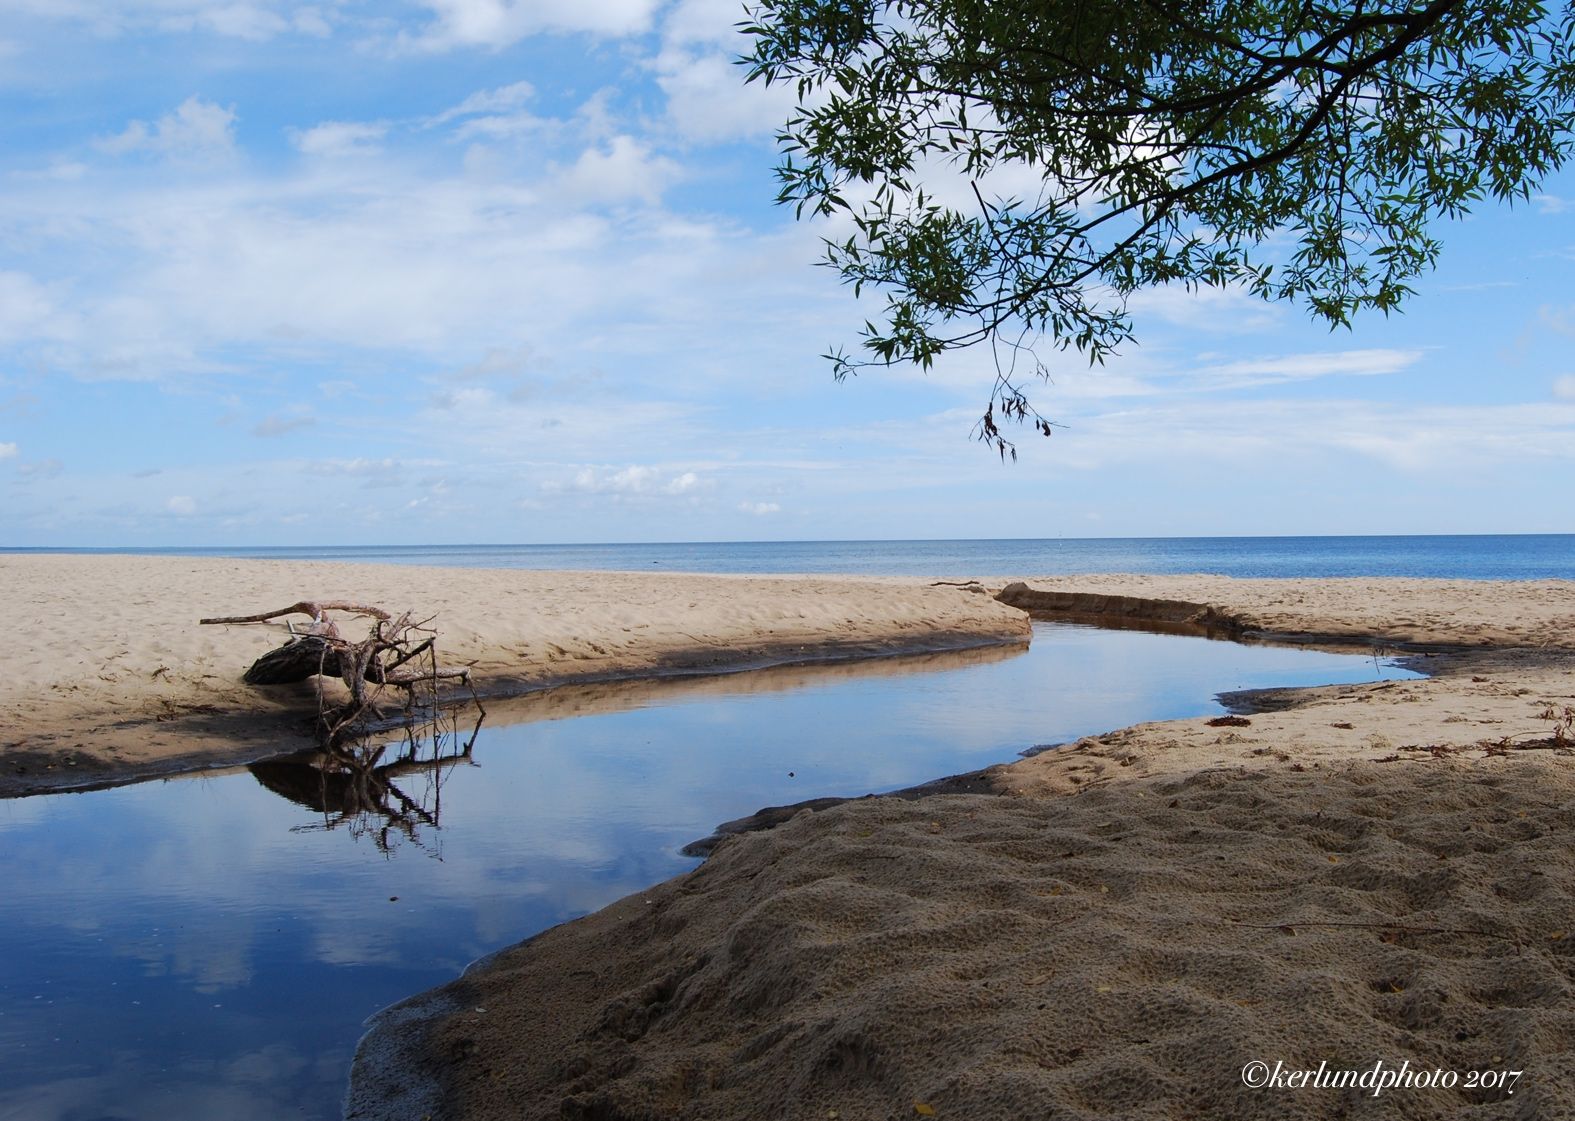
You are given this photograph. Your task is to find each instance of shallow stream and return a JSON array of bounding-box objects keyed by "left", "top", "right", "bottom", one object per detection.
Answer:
[{"left": 0, "top": 623, "right": 1419, "bottom": 1120}]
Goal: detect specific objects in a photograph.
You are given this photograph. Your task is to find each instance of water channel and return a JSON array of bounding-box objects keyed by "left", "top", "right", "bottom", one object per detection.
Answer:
[{"left": 0, "top": 623, "right": 1420, "bottom": 1120}]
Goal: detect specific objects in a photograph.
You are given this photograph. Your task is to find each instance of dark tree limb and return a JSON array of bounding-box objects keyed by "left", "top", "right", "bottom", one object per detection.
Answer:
[{"left": 241, "top": 636, "right": 342, "bottom": 685}]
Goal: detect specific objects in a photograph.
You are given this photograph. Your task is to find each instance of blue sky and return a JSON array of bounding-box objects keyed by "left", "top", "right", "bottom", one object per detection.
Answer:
[{"left": 1, "top": 0, "right": 1572, "bottom": 546}]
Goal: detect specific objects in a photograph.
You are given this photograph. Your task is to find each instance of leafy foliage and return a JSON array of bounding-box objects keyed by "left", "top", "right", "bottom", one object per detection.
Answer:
[{"left": 741, "top": 0, "right": 1575, "bottom": 454}]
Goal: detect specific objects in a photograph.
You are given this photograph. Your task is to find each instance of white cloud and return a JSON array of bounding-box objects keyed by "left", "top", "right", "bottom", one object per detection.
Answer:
[
  {"left": 428, "top": 81, "right": 535, "bottom": 127},
  {"left": 1058, "top": 400, "right": 1575, "bottom": 474},
  {"left": 0, "top": 271, "right": 73, "bottom": 343},
  {"left": 738, "top": 500, "right": 779, "bottom": 515},
  {"left": 441, "top": 345, "right": 534, "bottom": 383},
  {"left": 557, "top": 136, "right": 681, "bottom": 206},
  {"left": 290, "top": 121, "right": 388, "bottom": 158},
  {"left": 652, "top": 1, "right": 812, "bottom": 140},
  {"left": 8, "top": 152, "right": 767, "bottom": 383},
  {"left": 292, "top": 7, "right": 332, "bottom": 36},
  {"left": 7, "top": 88, "right": 740, "bottom": 384},
  {"left": 1192, "top": 348, "right": 1423, "bottom": 390},
  {"left": 402, "top": 0, "right": 660, "bottom": 49},
  {"left": 99, "top": 97, "right": 237, "bottom": 160},
  {"left": 17, "top": 457, "right": 64, "bottom": 480},
  {"left": 176, "top": 4, "right": 290, "bottom": 40},
  {"left": 166, "top": 495, "right": 197, "bottom": 515},
  {"left": 873, "top": 344, "right": 1421, "bottom": 403},
  {"left": 0, "top": 442, "right": 17, "bottom": 460},
  {"left": 306, "top": 457, "right": 446, "bottom": 480},
  {"left": 661, "top": 0, "right": 748, "bottom": 48},
  {"left": 654, "top": 47, "right": 794, "bottom": 142},
  {"left": 1535, "top": 194, "right": 1570, "bottom": 215},
  {"left": 252, "top": 412, "right": 315, "bottom": 437},
  {"left": 1126, "top": 282, "right": 1282, "bottom": 334},
  {"left": 9, "top": 161, "right": 89, "bottom": 183},
  {"left": 544, "top": 465, "right": 702, "bottom": 497},
  {"left": 1, "top": 1, "right": 328, "bottom": 40},
  {"left": 1554, "top": 374, "right": 1575, "bottom": 399}
]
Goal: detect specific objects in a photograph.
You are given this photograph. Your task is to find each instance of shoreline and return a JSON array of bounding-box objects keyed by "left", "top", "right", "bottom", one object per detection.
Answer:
[
  {"left": 0, "top": 554, "right": 1030, "bottom": 798},
  {"left": 9, "top": 557, "right": 1573, "bottom": 799},
  {"left": 343, "top": 575, "right": 1575, "bottom": 1121}
]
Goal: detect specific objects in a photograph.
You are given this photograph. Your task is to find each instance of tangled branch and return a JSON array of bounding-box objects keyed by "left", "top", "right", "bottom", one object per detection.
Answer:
[{"left": 200, "top": 600, "right": 477, "bottom": 746}]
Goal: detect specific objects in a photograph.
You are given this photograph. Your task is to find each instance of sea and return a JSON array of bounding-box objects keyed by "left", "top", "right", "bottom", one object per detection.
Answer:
[{"left": 7, "top": 534, "right": 1574, "bottom": 580}]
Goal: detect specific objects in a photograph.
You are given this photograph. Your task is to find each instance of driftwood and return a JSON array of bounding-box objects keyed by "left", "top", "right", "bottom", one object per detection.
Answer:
[{"left": 200, "top": 600, "right": 477, "bottom": 745}]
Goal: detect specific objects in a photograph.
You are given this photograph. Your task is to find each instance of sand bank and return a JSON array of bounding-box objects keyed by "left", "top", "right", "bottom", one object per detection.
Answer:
[
  {"left": 995, "top": 573, "right": 1575, "bottom": 649},
  {"left": 0, "top": 554, "right": 1028, "bottom": 795},
  {"left": 347, "top": 575, "right": 1575, "bottom": 1121}
]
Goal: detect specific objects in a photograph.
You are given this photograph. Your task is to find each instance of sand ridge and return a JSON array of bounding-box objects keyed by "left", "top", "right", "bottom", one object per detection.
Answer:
[{"left": 996, "top": 573, "right": 1575, "bottom": 649}]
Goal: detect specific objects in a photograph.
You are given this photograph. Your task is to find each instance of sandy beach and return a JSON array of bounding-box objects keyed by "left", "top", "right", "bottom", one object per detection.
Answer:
[
  {"left": 0, "top": 554, "right": 1027, "bottom": 795},
  {"left": 6, "top": 556, "right": 1575, "bottom": 1118},
  {"left": 340, "top": 573, "right": 1575, "bottom": 1121}
]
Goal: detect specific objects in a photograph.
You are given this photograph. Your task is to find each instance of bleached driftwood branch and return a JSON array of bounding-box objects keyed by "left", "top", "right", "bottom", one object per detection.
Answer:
[{"left": 201, "top": 600, "right": 475, "bottom": 744}]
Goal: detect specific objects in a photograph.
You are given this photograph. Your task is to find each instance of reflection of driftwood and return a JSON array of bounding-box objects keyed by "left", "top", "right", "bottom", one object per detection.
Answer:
[
  {"left": 251, "top": 706, "right": 484, "bottom": 854},
  {"left": 200, "top": 600, "right": 478, "bottom": 745}
]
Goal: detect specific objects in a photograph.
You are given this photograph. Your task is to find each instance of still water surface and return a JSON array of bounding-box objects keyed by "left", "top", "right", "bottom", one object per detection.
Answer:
[{"left": 0, "top": 624, "right": 1419, "bottom": 1120}]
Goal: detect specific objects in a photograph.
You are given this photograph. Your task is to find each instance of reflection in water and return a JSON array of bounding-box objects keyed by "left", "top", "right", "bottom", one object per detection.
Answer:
[
  {"left": 249, "top": 707, "right": 484, "bottom": 855},
  {"left": 477, "top": 638, "right": 1028, "bottom": 727},
  {"left": 0, "top": 624, "right": 1420, "bottom": 1120}
]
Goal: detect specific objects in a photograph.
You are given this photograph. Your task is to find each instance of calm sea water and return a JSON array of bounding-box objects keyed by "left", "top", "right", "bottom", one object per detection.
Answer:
[
  {"left": 7, "top": 534, "right": 1574, "bottom": 579},
  {"left": 0, "top": 624, "right": 1419, "bottom": 1121}
]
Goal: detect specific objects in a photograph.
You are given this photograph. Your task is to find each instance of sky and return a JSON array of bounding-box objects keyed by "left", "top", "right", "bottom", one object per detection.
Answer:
[{"left": 1, "top": 0, "right": 1572, "bottom": 546}]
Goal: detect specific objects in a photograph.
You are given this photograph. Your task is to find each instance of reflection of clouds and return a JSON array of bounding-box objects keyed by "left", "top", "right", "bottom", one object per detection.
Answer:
[
  {"left": 478, "top": 638, "right": 1028, "bottom": 728},
  {"left": 0, "top": 623, "right": 1420, "bottom": 1118},
  {"left": 170, "top": 931, "right": 255, "bottom": 992},
  {"left": 0, "top": 1043, "right": 344, "bottom": 1121},
  {"left": 310, "top": 933, "right": 405, "bottom": 969},
  {"left": 94, "top": 915, "right": 259, "bottom": 993},
  {"left": 7, "top": 627, "right": 1414, "bottom": 957},
  {"left": 222, "top": 1041, "right": 311, "bottom": 1084},
  {"left": 0, "top": 797, "right": 52, "bottom": 828}
]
